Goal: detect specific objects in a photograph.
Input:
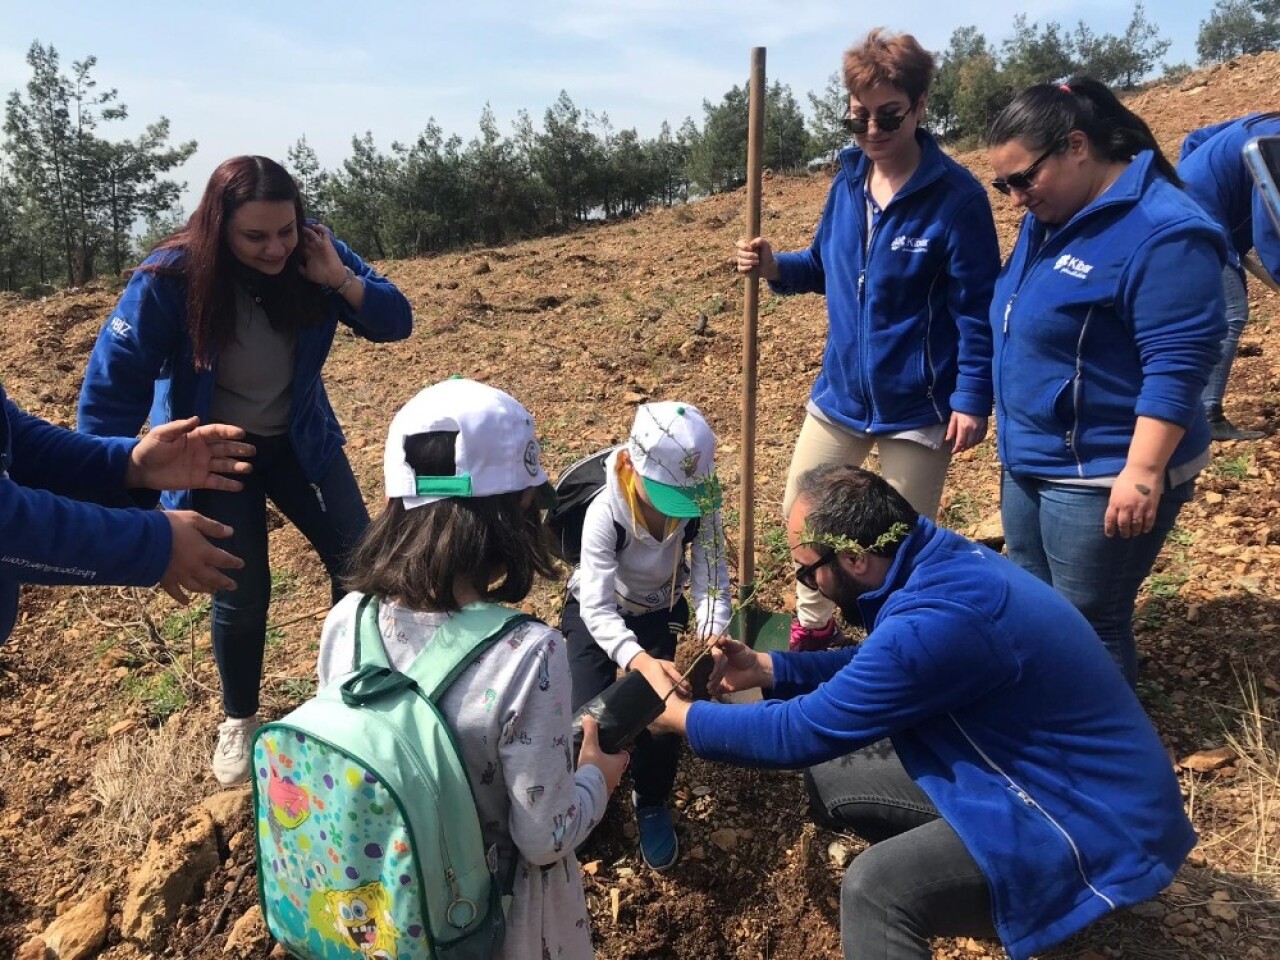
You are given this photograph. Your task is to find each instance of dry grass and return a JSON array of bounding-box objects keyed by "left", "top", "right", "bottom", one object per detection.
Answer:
[
  {"left": 88, "top": 714, "right": 209, "bottom": 856},
  {"left": 1220, "top": 668, "right": 1280, "bottom": 884}
]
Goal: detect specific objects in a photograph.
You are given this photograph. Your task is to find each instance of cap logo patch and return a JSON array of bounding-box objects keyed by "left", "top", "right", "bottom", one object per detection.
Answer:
[{"left": 523, "top": 439, "right": 540, "bottom": 477}]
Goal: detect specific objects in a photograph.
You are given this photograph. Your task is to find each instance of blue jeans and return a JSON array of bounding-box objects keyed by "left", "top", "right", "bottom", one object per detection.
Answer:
[
  {"left": 1202, "top": 264, "right": 1248, "bottom": 414},
  {"left": 192, "top": 435, "right": 369, "bottom": 718},
  {"left": 806, "top": 742, "right": 996, "bottom": 960},
  {"left": 1000, "top": 470, "right": 1193, "bottom": 685}
]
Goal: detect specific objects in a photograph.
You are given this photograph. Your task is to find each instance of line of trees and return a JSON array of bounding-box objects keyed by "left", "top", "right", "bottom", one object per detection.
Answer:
[{"left": 2, "top": 2, "right": 1278, "bottom": 294}]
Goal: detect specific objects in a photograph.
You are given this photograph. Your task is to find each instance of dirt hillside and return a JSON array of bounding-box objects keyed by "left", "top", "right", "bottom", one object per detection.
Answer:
[{"left": 2, "top": 55, "right": 1280, "bottom": 960}]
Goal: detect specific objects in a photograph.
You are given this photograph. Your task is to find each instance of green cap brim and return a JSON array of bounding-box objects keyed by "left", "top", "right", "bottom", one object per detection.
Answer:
[{"left": 641, "top": 476, "right": 721, "bottom": 519}]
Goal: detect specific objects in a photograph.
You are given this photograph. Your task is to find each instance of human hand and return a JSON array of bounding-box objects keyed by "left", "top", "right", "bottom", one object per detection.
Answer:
[
  {"left": 945, "top": 412, "right": 988, "bottom": 454},
  {"left": 577, "top": 716, "right": 630, "bottom": 792},
  {"left": 1105, "top": 465, "right": 1163, "bottom": 539},
  {"left": 734, "top": 237, "right": 779, "bottom": 281},
  {"left": 707, "top": 636, "right": 771, "bottom": 696},
  {"left": 159, "top": 511, "right": 242, "bottom": 603},
  {"left": 647, "top": 693, "right": 692, "bottom": 737},
  {"left": 629, "top": 651, "right": 689, "bottom": 701},
  {"left": 127, "top": 417, "right": 255, "bottom": 493},
  {"left": 298, "top": 223, "right": 347, "bottom": 288}
]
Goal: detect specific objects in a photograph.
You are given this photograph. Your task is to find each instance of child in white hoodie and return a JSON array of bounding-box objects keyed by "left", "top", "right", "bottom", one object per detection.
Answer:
[{"left": 561, "top": 401, "right": 731, "bottom": 870}]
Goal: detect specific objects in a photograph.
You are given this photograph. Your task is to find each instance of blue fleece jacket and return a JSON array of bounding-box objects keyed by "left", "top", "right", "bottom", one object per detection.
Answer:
[
  {"left": 1178, "top": 113, "right": 1280, "bottom": 277},
  {"left": 770, "top": 131, "right": 999, "bottom": 433},
  {"left": 686, "top": 518, "right": 1194, "bottom": 960},
  {"left": 0, "top": 382, "right": 172, "bottom": 642},
  {"left": 77, "top": 236, "right": 412, "bottom": 508},
  {"left": 992, "top": 151, "right": 1227, "bottom": 479}
]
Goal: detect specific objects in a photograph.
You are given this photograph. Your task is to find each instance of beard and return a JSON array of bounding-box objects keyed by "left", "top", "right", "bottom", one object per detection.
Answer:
[{"left": 824, "top": 563, "right": 874, "bottom": 630}]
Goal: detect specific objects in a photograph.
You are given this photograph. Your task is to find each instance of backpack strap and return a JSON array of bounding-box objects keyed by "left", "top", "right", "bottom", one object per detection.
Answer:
[
  {"left": 404, "top": 602, "right": 538, "bottom": 702},
  {"left": 351, "top": 593, "right": 392, "bottom": 672}
]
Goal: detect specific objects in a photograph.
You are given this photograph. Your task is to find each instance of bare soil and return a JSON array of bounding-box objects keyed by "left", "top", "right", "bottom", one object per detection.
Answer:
[{"left": 3, "top": 55, "right": 1280, "bottom": 960}]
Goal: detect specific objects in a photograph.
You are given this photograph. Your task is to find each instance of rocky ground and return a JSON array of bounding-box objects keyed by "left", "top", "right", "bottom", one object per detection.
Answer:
[{"left": 2, "top": 54, "right": 1280, "bottom": 960}]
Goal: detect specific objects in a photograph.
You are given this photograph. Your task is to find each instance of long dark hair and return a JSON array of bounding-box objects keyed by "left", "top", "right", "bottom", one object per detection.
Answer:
[
  {"left": 986, "top": 77, "right": 1179, "bottom": 186},
  {"left": 142, "top": 155, "right": 327, "bottom": 368},
  {"left": 346, "top": 432, "right": 562, "bottom": 612}
]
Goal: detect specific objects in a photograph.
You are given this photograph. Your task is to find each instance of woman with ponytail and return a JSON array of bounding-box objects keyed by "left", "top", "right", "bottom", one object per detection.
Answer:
[{"left": 985, "top": 79, "right": 1226, "bottom": 685}]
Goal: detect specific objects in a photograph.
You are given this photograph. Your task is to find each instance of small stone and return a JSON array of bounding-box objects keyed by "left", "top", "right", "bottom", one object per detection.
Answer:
[
  {"left": 107, "top": 719, "right": 135, "bottom": 738},
  {"left": 1178, "top": 746, "right": 1237, "bottom": 772},
  {"left": 1205, "top": 901, "right": 1238, "bottom": 922},
  {"left": 691, "top": 785, "right": 712, "bottom": 797},
  {"left": 709, "top": 828, "right": 737, "bottom": 851},
  {"left": 580, "top": 860, "right": 601, "bottom": 876},
  {"left": 827, "top": 841, "right": 852, "bottom": 868},
  {"left": 15, "top": 937, "right": 47, "bottom": 960},
  {"left": 0, "top": 727, "right": 14, "bottom": 738},
  {"left": 1129, "top": 900, "right": 1166, "bottom": 919}
]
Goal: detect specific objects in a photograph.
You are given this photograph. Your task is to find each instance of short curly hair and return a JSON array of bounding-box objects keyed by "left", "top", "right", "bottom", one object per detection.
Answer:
[{"left": 842, "top": 28, "right": 935, "bottom": 104}]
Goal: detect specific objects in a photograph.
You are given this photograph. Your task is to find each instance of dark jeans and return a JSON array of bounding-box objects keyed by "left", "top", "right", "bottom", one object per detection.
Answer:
[
  {"left": 1000, "top": 470, "right": 1193, "bottom": 686},
  {"left": 805, "top": 741, "right": 996, "bottom": 960},
  {"left": 561, "top": 594, "right": 688, "bottom": 808},
  {"left": 192, "top": 435, "right": 369, "bottom": 718}
]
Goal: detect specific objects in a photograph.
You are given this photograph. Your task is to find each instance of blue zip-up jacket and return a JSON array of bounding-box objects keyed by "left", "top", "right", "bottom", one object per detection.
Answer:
[
  {"left": 77, "top": 236, "right": 412, "bottom": 508},
  {"left": 992, "top": 151, "right": 1227, "bottom": 479},
  {"left": 686, "top": 518, "right": 1194, "bottom": 960},
  {"left": 770, "top": 131, "right": 999, "bottom": 432},
  {"left": 0, "top": 382, "right": 172, "bottom": 642},
  {"left": 1178, "top": 113, "right": 1280, "bottom": 277}
]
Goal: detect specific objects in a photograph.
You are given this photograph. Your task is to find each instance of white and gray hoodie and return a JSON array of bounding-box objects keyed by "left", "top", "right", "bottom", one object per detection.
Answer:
[{"left": 567, "top": 448, "right": 733, "bottom": 667}]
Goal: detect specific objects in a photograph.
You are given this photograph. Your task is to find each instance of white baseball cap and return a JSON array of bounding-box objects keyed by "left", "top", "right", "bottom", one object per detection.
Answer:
[
  {"left": 627, "top": 401, "right": 721, "bottom": 519},
  {"left": 384, "top": 377, "right": 554, "bottom": 510}
]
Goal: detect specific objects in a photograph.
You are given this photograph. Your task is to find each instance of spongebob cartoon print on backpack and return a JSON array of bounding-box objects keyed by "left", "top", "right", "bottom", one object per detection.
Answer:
[{"left": 253, "top": 596, "right": 535, "bottom": 960}]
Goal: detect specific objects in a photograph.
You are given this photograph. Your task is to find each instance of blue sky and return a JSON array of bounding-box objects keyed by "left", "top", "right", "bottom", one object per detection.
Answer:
[{"left": 1, "top": 1, "right": 1210, "bottom": 210}]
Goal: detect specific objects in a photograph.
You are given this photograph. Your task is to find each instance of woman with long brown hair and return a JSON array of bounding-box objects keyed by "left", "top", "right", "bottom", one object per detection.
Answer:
[{"left": 78, "top": 155, "right": 412, "bottom": 784}]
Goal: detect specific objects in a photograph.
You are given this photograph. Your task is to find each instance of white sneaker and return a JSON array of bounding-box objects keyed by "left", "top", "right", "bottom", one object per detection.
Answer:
[{"left": 212, "top": 716, "right": 260, "bottom": 786}]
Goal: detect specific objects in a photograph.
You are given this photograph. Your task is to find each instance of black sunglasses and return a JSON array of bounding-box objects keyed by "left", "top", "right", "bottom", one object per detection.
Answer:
[
  {"left": 842, "top": 102, "right": 916, "bottom": 135},
  {"left": 795, "top": 551, "right": 837, "bottom": 590},
  {"left": 991, "top": 140, "right": 1064, "bottom": 196}
]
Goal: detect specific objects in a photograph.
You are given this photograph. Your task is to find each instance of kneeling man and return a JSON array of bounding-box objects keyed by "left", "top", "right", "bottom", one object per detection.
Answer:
[{"left": 653, "top": 465, "right": 1193, "bottom": 960}]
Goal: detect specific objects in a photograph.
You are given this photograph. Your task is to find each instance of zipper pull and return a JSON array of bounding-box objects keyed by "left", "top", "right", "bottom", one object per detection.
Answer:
[
  {"left": 858, "top": 271, "right": 866, "bottom": 296},
  {"left": 1003, "top": 295, "right": 1016, "bottom": 334},
  {"left": 312, "top": 483, "right": 327, "bottom": 512}
]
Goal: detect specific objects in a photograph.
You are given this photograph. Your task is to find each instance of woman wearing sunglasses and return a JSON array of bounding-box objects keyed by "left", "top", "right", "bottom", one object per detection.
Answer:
[
  {"left": 986, "top": 78, "right": 1227, "bottom": 686},
  {"left": 734, "top": 28, "right": 999, "bottom": 653}
]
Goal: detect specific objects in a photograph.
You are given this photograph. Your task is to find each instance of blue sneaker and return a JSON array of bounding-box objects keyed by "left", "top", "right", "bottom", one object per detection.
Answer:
[{"left": 634, "top": 793, "right": 679, "bottom": 871}]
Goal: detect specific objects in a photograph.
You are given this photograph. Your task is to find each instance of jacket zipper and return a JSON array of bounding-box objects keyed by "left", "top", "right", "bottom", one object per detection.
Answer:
[
  {"left": 1067, "top": 307, "right": 1093, "bottom": 476},
  {"left": 948, "top": 714, "right": 1116, "bottom": 910},
  {"left": 923, "top": 267, "right": 944, "bottom": 422}
]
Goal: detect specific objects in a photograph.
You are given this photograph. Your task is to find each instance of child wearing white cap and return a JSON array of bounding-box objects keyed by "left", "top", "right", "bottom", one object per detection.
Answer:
[
  {"left": 561, "top": 401, "right": 732, "bottom": 871},
  {"left": 316, "top": 377, "right": 628, "bottom": 960}
]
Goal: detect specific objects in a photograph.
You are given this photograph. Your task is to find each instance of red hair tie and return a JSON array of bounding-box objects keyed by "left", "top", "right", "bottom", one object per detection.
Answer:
[{"left": 1060, "top": 84, "right": 1072, "bottom": 94}]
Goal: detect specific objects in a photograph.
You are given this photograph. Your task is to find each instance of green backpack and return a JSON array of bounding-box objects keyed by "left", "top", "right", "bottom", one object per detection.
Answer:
[{"left": 252, "top": 595, "right": 533, "bottom": 960}]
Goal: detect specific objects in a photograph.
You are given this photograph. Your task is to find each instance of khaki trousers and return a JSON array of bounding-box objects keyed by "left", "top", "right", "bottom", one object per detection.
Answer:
[{"left": 781, "top": 414, "right": 952, "bottom": 628}]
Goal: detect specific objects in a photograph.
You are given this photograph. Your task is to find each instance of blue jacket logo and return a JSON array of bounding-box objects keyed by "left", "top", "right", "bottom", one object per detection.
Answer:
[
  {"left": 891, "top": 235, "right": 930, "bottom": 253},
  {"left": 1053, "top": 254, "right": 1094, "bottom": 279},
  {"left": 108, "top": 315, "right": 133, "bottom": 338}
]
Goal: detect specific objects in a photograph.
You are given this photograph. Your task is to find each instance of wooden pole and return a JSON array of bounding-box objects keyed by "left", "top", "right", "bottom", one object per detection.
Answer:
[{"left": 739, "top": 47, "right": 766, "bottom": 610}]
